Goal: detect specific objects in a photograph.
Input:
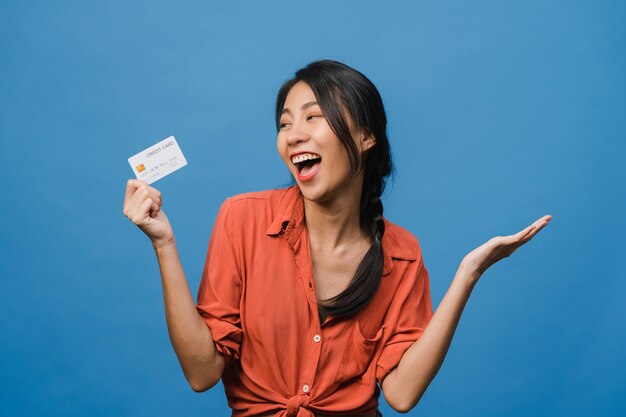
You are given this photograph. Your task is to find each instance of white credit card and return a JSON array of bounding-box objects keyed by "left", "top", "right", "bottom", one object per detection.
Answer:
[{"left": 128, "top": 136, "right": 188, "bottom": 184}]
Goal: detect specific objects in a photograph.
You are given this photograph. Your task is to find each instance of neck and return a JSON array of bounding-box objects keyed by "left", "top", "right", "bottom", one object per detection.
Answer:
[{"left": 302, "top": 180, "right": 368, "bottom": 250}]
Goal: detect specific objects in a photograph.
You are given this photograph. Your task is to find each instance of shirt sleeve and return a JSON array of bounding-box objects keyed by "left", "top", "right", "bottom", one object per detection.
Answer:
[
  {"left": 195, "top": 197, "right": 244, "bottom": 365},
  {"left": 376, "top": 259, "right": 434, "bottom": 385}
]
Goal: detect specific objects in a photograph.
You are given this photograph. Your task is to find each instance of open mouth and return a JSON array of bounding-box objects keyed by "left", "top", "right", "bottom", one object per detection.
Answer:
[{"left": 292, "top": 153, "right": 322, "bottom": 177}]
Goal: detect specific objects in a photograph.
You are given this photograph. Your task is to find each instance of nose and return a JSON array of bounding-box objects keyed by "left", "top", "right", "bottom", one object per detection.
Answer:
[{"left": 285, "top": 120, "right": 310, "bottom": 147}]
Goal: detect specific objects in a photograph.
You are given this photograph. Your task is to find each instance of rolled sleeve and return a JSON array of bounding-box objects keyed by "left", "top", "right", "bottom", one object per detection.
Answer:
[
  {"left": 376, "top": 260, "right": 434, "bottom": 385},
  {"left": 196, "top": 198, "right": 244, "bottom": 365}
]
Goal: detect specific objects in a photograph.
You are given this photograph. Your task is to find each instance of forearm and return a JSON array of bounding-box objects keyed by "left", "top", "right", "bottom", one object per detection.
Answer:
[
  {"left": 153, "top": 239, "right": 225, "bottom": 391},
  {"left": 382, "top": 265, "right": 477, "bottom": 412}
]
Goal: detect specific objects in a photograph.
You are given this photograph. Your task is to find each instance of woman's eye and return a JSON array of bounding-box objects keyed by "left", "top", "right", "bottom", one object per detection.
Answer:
[{"left": 279, "top": 115, "right": 321, "bottom": 128}]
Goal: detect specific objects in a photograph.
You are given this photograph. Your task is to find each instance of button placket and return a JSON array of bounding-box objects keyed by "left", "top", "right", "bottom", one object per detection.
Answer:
[{"left": 293, "top": 221, "right": 326, "bottom": 402}]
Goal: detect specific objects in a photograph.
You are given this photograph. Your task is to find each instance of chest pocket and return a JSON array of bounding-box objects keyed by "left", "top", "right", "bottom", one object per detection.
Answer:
[{"left": 334, "top": 321, "right": 385, "bottom": 386}]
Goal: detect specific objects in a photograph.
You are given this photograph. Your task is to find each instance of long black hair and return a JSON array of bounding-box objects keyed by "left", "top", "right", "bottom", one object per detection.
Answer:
[{"left": 275, "top": 59, "right": 394, "bottom": 320}]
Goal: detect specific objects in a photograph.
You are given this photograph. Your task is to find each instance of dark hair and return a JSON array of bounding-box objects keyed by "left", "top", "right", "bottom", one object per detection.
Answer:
[{"left": 275, "top": 59, "right": 393, "bottom": 320}]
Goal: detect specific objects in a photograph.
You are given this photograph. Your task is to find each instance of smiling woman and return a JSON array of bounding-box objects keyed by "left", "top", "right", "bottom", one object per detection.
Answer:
[{"left": 122, "top": 59, "right": 552, "bottom": 417}]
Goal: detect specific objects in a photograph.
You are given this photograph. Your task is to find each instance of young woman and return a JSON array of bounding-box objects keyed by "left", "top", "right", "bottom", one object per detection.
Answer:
[{"left": 123, "top": 60, "right": 551, "bottom": 417}]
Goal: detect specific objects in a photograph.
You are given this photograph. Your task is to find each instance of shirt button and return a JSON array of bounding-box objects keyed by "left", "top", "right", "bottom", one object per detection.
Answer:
[
  {"left": 313, "top": 334, "right": 321, "bottom": 343},
  {"left": 302, "top": 384, "right": 310, "bottom": 393}
]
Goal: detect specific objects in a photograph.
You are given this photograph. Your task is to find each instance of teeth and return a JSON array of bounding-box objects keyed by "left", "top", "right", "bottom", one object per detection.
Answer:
[{"left": 291, "top": 153, "right": 321, "bottom": 164}]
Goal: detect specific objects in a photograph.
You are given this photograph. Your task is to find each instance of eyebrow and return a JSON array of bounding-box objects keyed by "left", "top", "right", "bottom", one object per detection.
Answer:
[{"left": 280, "top": 101, "right": 319, "bottom": 116}]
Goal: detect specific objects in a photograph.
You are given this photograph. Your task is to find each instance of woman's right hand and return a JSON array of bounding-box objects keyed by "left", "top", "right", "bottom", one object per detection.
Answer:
[{"left": 123, "top": 179, "right": 175, "bottom": 247}]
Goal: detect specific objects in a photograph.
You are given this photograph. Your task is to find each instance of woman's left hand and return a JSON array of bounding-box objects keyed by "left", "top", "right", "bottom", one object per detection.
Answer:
[{"left": 460, "top": 215, "right": 553, "bottom": 285}]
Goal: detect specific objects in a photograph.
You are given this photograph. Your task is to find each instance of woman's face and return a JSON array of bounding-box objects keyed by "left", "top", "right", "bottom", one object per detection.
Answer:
[{"left": 277, "top": 81, "right": 374, "bottom": 205}]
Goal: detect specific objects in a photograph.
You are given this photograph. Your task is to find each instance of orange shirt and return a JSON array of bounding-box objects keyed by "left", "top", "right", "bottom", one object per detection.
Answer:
[{"left": 195, "top": 186, "right": 434, "bottom": 417}]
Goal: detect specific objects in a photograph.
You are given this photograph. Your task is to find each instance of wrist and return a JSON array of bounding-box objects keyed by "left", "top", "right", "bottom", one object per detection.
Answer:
[
  {"left": 456, "top": 262, "right": 481, "bottom": 289},
  {"left": 152, "top": 235, "right": 177, "bottom": 252}
]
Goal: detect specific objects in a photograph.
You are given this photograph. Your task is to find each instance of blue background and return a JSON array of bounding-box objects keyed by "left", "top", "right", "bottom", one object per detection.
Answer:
[{"left": 1, "top": 1, "right": 624, "bottom": 416}]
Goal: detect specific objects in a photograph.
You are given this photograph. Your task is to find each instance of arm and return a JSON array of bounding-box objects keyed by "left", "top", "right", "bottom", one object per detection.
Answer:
[
  {"left": 123, "top": 179, "right": 229, "bottom": 392},
  {"left": 382, "top": 215, "right": 552, "bottom": 412},
  {"left": 381, "top": 265, "right": 474, "bottom": 412},
  {"left": 153, "top": 239, "right": 225, "bottom": 392}
]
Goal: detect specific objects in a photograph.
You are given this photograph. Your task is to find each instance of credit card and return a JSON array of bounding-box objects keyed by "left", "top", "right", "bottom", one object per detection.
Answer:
[{"left": 128, "top": 136, "right": 188, "bottom": 184}]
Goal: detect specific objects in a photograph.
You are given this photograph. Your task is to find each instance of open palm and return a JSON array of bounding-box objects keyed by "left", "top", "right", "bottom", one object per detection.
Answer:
[{"left": 461, "top": 215, "right": 553, "bottom": 283}]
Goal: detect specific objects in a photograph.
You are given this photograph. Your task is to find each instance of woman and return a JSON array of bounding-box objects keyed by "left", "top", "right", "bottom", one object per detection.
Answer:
[{"left": 123, "top": 60, "right": 551, "bottom": 417}]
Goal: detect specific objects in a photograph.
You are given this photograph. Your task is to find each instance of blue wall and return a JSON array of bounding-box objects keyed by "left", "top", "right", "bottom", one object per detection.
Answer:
[{"left": 1, "top": 1, "right": 624, "bottom": 416}]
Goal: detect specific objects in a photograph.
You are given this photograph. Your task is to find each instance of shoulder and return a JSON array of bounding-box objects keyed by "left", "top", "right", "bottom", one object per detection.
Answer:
[
  {"left": 225, "top": 186, "right": 294, "bottom": 213},
  {"left": 229, "top": 187, "right": 290, "bottom": 203},
  {"left": 215, "top": 186, "right": 297, "bottom": 236},
  {"left": 382, "top": 217, "right": 424, "bottom": 262}
]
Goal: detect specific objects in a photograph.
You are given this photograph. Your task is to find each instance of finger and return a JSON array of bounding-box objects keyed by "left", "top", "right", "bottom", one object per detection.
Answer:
[
  {"left": 146, "top": 184, "right": 163, "bottom": 206},
  {"left": 149, "top": 200, "right": 160, "bottom": 218},
  {"left": 512, "top": 224, "right": 536, "bottom": 241},
  {"left": 124, "top": 179, "right": 162, "bottom": 208},
  {"left": 124, "top": 179, "right": 149, "bottom": 216},
  {"left": 139, "top": 182, "right": 162, "bottom": 206},
  {"left": 124, "top": 179, "right": 145, "bottom": 205},
  {"left": 141, "top": 197, "right": 159, "bottom": 221},
  {"left": 128, "top": 183, "right": 163, "bottom": 216},
  {"left": 123, "top": 182, "right": 137, "bottom": 218},
  {"left": 123, "top": 179, "right": 137, "bottom": 216},
  {"left": 131, "top": 197, "right": 155, "bottom": 224},
  {"left": 519, "top": 216, "right": 552, "bottom": 243},
  {"left": 127, "top": 184, "right": 155, "bottom": 219},
  {"left": 529, "top": 215, "right": 552, "bottom": 234},
  {"left": 521, "top": 214, "right": 552, "bottom": 235},
  {"left": 532, "top": 215, "right": 552, "bottom": 228},
  {"left": 126, "top": 183, "right": 146, "bottom": 216}
]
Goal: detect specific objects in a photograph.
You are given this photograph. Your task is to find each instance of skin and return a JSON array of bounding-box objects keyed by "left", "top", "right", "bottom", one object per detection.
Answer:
[
  {"left": 122, "top": 80, "right": 552, "bottom": 413},
  {"left": 277, "top": 81, "right": 376, "bottom": 302}
]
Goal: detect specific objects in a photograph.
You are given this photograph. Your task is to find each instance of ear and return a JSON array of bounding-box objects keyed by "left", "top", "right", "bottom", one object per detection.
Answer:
[{"left": 360, "top": 133, "right": 376, "bottom": 152}]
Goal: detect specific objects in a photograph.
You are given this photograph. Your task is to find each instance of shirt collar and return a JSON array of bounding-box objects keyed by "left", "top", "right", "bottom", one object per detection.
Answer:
[
  {"left": 266, "top": 186, "right": 417, "bottom": 275},
  {"left": 265, "top": 186, "right": 305, "bottom": 245}
]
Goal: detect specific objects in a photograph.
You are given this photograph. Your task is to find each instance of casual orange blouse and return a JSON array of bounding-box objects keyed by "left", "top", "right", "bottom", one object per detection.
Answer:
[{"left": 195, "top": 185, "right": 434, "bottom": 417}]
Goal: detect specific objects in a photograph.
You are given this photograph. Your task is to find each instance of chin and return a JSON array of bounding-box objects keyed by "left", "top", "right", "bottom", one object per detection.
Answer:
[
  {"left": 293, "top": 170, "right": 358, "bottom": 206},
  {"left": 295, "top": 181, "right": 328, "bottom": 203},
  {"left": 299, "top": 183, "right": 349, "bottom": 207}
]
